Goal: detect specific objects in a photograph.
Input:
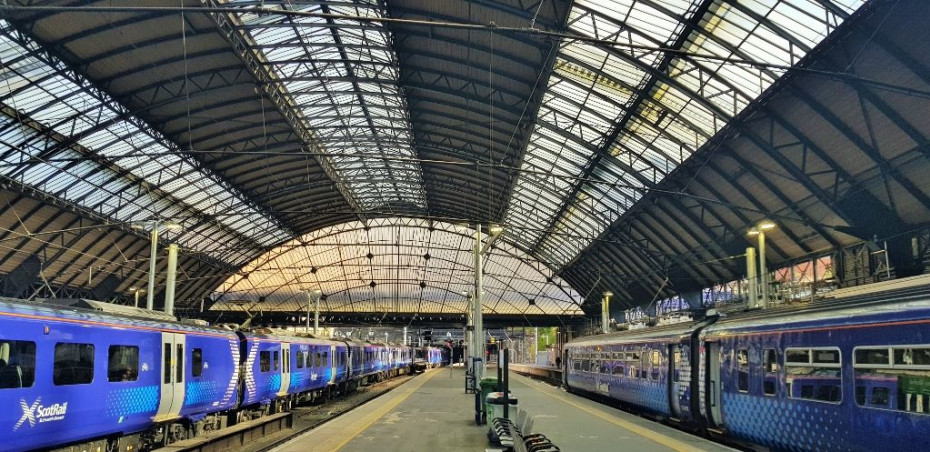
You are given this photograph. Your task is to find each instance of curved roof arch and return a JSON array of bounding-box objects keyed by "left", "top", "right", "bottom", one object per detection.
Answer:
[
  {"left": 210, "top": 217, "right": 585, "bottom": 317},
  {"left": 4, "top": 0, "right": 930, "bottom": 320}
]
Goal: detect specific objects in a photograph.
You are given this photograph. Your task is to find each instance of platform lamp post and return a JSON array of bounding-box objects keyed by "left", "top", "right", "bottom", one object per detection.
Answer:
[
  {"left": 130, "top": 287, "right": 145, "bottom": 308},
  {"left": 306, "top": 289, "right": 322, "bottom": 335},
  {"left": 473, "top": 224, "right": 504, "bottom": 380},
  {"left": 132, "top": 220, "right": 181, "bottom": 311},
  {"left": 602, "top": 291, "right": 613, "bottom": 334},
  {"left": 748, "top": 220, "right": 777, "bottom": 308}
]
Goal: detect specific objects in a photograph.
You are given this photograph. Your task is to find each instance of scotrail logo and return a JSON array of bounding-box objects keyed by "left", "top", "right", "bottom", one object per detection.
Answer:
[{"left": 13, "top": 397, "right": 68, "bottom": 431}]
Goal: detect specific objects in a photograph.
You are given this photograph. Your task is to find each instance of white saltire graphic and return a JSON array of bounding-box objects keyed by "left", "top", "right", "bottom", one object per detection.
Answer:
[{"left": 14, "top": 397, "right": 40, "bottom": 431}]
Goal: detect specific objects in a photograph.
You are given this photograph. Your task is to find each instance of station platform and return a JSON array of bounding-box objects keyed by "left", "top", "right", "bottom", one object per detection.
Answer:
[{"left": 270, "top": 366, "right": 736, "bottom": 452}]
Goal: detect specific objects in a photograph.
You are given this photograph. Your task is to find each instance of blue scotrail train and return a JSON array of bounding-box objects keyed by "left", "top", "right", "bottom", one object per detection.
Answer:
[{"left": 0, "top": 299, "right": 447, "bottom": 451}]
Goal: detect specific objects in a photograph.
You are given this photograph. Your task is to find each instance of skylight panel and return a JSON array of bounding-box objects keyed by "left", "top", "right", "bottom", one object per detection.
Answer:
[
  {"left": 0, "top": 21, "right": 291, "bottom": 262},
  {"left": 505, "top": 0, "right": 865, "bottom": 269},
  {"left": 232, "top": 1, "right": 426, "bottom": 211}
]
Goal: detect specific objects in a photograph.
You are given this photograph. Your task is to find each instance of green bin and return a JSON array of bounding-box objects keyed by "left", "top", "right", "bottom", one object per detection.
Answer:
[{"left": 479, "top": 377, "right": 498, "bottom": 424}]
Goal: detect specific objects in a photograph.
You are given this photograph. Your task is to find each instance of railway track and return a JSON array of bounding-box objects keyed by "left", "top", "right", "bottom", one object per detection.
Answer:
[{"left": 164, "top": 373, "right": 416, "bottom": 452}]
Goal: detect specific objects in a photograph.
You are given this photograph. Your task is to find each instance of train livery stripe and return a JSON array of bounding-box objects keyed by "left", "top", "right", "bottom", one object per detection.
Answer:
[
  {"left": 707, "top": 316, "right": 930, "bottom": 338},
  {"left": 0, "top": 309, "right": 232, "bottom": 338},
  {"left": 517, "top": 374, "right": 719, "bottom": 452}
]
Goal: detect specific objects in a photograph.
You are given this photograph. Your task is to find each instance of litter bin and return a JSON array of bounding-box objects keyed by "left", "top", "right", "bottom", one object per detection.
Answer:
[
  {"left": 485, "top": 391, "right": 518, "bottom": 422},
  {"left": 477, "top": 377, "right": 498, "bottom": 424}
]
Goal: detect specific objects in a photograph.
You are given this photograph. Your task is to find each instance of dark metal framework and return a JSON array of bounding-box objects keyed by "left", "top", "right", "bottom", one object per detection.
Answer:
[{"left": 0, "top": 0, "right": 929, "bottom": 321}]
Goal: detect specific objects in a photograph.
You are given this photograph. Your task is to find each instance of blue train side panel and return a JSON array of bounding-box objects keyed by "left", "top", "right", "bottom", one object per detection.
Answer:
[
  {"left": 180, "top": 333, "right": 239, "bottom": 419},
  {"left": 704, "top": 300, "right": 930, "bottom": 452},
  {"left": 239, "top": 334, "right": 281, "bottom": 406}
]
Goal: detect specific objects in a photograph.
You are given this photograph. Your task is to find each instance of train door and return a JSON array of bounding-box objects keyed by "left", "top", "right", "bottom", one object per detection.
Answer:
[
  {"left": 669, "top": 344, "right": 682, "bottom": 418},
  {"left": 705, "top": 342, "right": 722, "bottom": 427},
  {"left": 277, "top": 342, "right": 290, "bottom": 396},
  {"left": 156, "top": 332, "right": 186, "bottom": 421},
  {"left": 329, "top": 345, "right": 337, "bottom": 384},
  {"left": 561, "top": 349, "right": 570, "bottom": 387}
]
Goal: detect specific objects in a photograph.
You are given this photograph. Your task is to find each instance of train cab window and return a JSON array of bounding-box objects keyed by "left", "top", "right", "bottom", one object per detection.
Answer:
[
  {"left": 273, "top": 350, "right": 280, "bottom": 371},
  {"left": 0, "top": 340, "right": 36, "bottom": 388},
  {"left": 260, "top": 351, "right": 271, "bottom": 372},
  {"left": 786, "top": 347, "right": 841, "bottom": 403},
  {"left": 763, "top": 349, "right": 777, "bottom": 396},
  {"left": 737, "top": 349, "right": 750, "bottom": 393},
  {"left": 108, "top": 345, "right": 139, "bottom": 382},
  {"left": 855, "top": 345, "right": 930, "bottom": 414},
  {"left": 192, "top": 348, "right": 203, "bottom": 377},
  {"left": 54, "top": 343, "right": 94, "bottom": 386}
]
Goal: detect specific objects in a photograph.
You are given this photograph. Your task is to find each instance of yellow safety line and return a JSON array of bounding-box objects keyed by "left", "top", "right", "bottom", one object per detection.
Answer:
[
  {"left": 515, "top": 375, "right": 717, "bottom": 452},
  {"left": 329, "top": 370, "right": 443, "bottom": 452}
]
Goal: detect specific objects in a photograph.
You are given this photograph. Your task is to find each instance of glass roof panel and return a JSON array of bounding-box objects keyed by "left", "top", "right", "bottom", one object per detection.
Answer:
[
  {"left": 211, "top": 218, "right": 584, "bottom": 316},
  {"left": 0, "top": 21, "right": 290, "bottom": 265},
  {"left": 504, "top": 0, "right": 865, "bottom": 268},
  {"left": 231, "top": 1, "right": 426, "bottom": 211}
]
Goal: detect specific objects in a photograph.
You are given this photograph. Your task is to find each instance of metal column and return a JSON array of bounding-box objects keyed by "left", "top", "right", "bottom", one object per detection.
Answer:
[
  {"left": 146, "top": 226, "right": 158, "bottom": 310},
  {"left": 747, "top": 247, "right": 759, "bottom": 308},
  {"left": 164, "top": 243, "right": 178, "bottom": 316},
  {"left": 474, "top": 225, "right": 484, "bottom": 379}
]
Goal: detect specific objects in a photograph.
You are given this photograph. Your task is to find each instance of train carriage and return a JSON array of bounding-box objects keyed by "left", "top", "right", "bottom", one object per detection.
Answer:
[
  {"left": 563, "top": 321, "right": 709, "bottom": 422},
  {"left": 0, "top": 300, "right": 239, "bottom": 452},
  {"left": 701, "top": 297, "right": 930, "bottom": 452}
]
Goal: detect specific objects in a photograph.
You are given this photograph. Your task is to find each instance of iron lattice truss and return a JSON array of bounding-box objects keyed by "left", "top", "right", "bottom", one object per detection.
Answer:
[{"left": 0, "top": 0, "right": 929, "bottom": 319}]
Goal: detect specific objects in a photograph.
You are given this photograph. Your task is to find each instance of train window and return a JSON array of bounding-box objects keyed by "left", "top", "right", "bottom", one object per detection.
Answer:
[
  {"left": 323, "top": 352, "right": 329, "bottom": 366},
  {"left": 260, "top": 351, "right": 271, "bottom": 372},
  {"left": 296, "top": 351, "right": 305, "bottom": 369},
  {"left": 600, "top": 362, "right": 610, "bottom": 374},
  {"left": 786, "top": 349, "right": 810, "bottom": 364},
  {"left": 582, "top": 360, "right": 590, "bottom": 372},
  {"left": 54, "top": 343, "right": 94, "bottom": 386},
  {"left": 763, "top": 349, "right": 777, "bottom": 396},
  {"left": 164, "top": 344, "right": 172, "bottom": 383},
  {"left": 273, "top": 350, "right": 280, "bottom": 371},
  {"left": 612, "top": 364, "right": 625, "bottom": 375},
  {"left": 108, "top": 346, "right": 139, "bottom": 382},
  {"left": 315, "top": 352, "right": 322, "bottom": 367},
  {"left": 813, "top": 350, "right": 840, "bottom": 364},
  {"left": 786, "top": 347, "right": 841, "bottom": 403},
  {"left": 0, "top": 340, "right": 36, "bottom": 388},
  {"left": 855, "top": 345, "right": 930, "bottom": 414},
  {"left": 192, "top": 348, "right": 203, "bottom": 377},
  {"left": 737, "top": 349, "right": 750, "bottom": 393},
  {"left": 176, "top": 344, "right": 184, "bottom": 383},
  {"left": 573, "top": 361, "right": 581, "bottom": 371},
  {"left": 855, "top": 348, "right": 890, "bottom": 366},
  {"left": 894, "top": 347, "right": 930, "bottom": 366}
]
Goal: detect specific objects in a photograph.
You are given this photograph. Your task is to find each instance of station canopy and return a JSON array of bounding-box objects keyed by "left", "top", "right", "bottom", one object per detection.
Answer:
[{"left": 4, "top": 0, "right": 929, "bottom": 322}]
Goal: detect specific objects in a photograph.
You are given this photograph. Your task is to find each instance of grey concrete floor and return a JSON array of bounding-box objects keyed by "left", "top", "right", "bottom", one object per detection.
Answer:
[{"left": 271, "top": 366, "right": 736, "bottom": 452}]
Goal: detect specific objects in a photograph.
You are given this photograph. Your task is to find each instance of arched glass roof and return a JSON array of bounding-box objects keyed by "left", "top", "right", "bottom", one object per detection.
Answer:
[
  {"left": 503, "top": 0, "right": 866, "bottom": 268},
  {"left": 210, "top": 218, "right": 584, "bottom": 316}
]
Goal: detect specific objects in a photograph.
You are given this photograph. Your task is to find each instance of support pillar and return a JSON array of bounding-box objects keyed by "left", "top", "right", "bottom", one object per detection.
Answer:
[
  {"left": 164, "top": 243, "right": 178, "bottom": 316},
  {"left": 146, "top": 227, "right": 158, "bottom": 310}
]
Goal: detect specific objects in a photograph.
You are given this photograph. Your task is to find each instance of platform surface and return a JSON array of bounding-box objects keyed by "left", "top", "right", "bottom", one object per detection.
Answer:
[{"left": 270, "top": 367, "right": 736, "bottom": 452}]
